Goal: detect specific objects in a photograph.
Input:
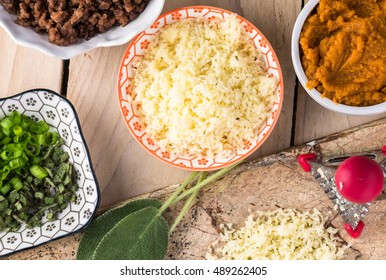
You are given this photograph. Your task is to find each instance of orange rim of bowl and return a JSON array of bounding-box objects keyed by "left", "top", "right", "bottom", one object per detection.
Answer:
[{"left": 117, "top": 6, "right": 284, "bottom": 171}]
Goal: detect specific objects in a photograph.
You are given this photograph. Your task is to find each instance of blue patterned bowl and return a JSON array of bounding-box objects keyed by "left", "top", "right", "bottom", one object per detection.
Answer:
[{"left": 0, "top": 89, "right": 100, "bottom": 257}]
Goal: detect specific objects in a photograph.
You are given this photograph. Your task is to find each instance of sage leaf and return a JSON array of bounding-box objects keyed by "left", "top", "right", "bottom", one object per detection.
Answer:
[
  {"left": 76, "top": 199, "right": 162, "bottom": 260},
  {"left": 92, "top": 206, "right": 169, "bottom": 260}
]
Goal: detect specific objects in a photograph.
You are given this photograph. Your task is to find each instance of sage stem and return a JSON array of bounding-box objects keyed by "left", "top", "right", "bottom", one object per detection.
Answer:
[
  {"left": 169, "top": 172, "right": 207, "bottom": 233},
  {"left": 173, "top": 161, "right": 243, "bottom": 203},
  {"left": 157, "top": 171, "right": 199, "bottom": 215}
]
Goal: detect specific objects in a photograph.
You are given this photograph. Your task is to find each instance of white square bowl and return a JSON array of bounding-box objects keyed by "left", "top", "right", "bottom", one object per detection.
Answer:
[{"left": 0, "top": 89, "right": 100, "bottom": 257}]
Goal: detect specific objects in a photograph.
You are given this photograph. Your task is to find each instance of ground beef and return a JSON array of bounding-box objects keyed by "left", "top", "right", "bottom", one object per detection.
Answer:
[{"left": 0, "top": 0, "right": 150, "bottom": 46}]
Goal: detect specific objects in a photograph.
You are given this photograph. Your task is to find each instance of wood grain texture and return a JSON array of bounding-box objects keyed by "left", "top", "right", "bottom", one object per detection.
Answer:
[
  {"left": 66, "top": 44, "right": 191, "bottom": 208},
  {"left": 293, "top": 0, "right": 386, "bottom": 145},
  {"left": 5, "top": 118, "right": 386, "bottom": 260},
  {"left": 65, "top": 0, "right": 301, "bottom": 208},
  {"left": 4, "top": 0, "right": 386, "bottom": 261},
  {"left": 165, "top": 0, "right": 302, "bottom": 158},
  {"left": 295, "top": 88, "right": 386, "bottom": 145},
  {"left": 0, "top": 29, "right": 63, "bottom": 96}
]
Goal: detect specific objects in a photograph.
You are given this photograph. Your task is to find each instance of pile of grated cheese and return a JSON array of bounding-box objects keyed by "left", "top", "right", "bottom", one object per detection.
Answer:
[
  {"left": 206, "top": 208, "right": 349, "bottom": 260},
  {"left": 131, "top": 15, "right": 277, "bottom": 157}
]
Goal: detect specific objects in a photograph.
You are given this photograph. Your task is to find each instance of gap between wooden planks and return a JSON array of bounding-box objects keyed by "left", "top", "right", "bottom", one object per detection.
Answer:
[
  {"left": 4, "top": 117, "right": 386, "bottom": 260},
  {"left": 61, "top": 0, "right": 386, "bottom": 207},
  {"left": 2, "top": 0, "right": 386, "bottom": 259},
  {"left": 64, "top": 0, "right": 301, "bottom": 208},
  {"left": 1, "top": 0, "right": 385, "bottom": 208}
]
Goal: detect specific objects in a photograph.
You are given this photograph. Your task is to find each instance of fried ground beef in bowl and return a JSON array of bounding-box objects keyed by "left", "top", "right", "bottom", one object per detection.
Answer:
[{"left": 0, "top": 0, "right": 150, "bottom": 46}]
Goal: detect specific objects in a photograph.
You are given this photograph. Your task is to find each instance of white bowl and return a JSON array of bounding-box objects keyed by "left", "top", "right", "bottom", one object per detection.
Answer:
[
  {"left": 0, "top": 0, "right": 165, "bottom": 60},
  {"left": 0, "top": 89, "right": 99, "bottom": 257},
  {"left": 291, "top": 0, "right": 386, "bottom": 116}
]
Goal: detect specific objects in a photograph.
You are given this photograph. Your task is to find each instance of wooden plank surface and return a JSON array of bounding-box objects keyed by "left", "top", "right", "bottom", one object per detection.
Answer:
[
  {"left": 1, "top": 0, "right": 384, "bottom": 208},
  {"left": 0, "top": 29, "right": 63, "bottom": 96},
  {"left": 2, "top": 0, "right": 386, "bottom": 260},
  {"left": 66, "top": 0, "right": 302, "bottom": 208},
  {"left": 5, "top": 117, "right": 386, "bottom": 260}
]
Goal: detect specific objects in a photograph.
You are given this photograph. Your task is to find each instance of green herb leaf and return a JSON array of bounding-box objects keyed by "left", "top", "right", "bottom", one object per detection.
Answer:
[
  {"left": 92, "top": 206, "right": 168, "bottom": 260},
  {"left": 76, "top": 199, "right": 163, "bottom": 260},
  {"left": 75, "top": 163, "right": 242, "bottom": 260}
]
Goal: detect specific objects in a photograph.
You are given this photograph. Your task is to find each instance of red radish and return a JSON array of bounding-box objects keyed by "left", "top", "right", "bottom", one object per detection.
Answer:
[{"left": 335, "top": 156, "right": 384, "bottom": 204}]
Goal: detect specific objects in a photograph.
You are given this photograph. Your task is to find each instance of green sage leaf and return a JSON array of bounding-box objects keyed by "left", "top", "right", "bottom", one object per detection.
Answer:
[
  {"left": 76, "top": 199, "right": 162, "bottom": 260},
  {"left": 92, "top": 206, "right": 168, "bottom": 260}
]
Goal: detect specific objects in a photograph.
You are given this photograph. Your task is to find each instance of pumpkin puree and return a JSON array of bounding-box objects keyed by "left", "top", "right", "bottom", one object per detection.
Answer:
[{"left": 300, "top": 0, "right": 386, "bottom": 106}]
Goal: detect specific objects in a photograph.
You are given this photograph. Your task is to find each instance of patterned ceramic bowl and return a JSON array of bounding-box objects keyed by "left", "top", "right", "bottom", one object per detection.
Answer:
[
  {"left": 0, "top": 0, "right": 165, "bottom": 59},
  {"left": 118, "top": 6, "right": 284, "bottom": 171},
  {"left": 0, "top": 89, "right": 99, "bottom": 257}
]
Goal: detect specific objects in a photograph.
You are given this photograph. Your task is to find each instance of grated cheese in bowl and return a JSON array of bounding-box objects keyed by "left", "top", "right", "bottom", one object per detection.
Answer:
[
  {"left": 131, "top": 15, "right": 278, "bottom": 158},
  {"left": 206, "top": 208, "right": 349, "bottom": 260}
]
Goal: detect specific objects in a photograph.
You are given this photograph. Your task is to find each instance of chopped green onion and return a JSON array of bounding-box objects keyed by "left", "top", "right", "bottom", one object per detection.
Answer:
[
  {"left": 25, "top": 143, "right": 40, "bottom": 157},
  {"left": 0, "top": 111, "right": 78, "bottom": 232},
  {"left": 12, "top": 125, "right": 23, "bottom": 136},
  {"left": 14, "top": 167, "right": 28, "bottom": 177},
  {"left": 29, "top": 121, "right": 49, "bottom": 135},
  {"left": 1, "top": 166, "right": 10, "bottom": 181},
  {"left": 30, "top": 165, "right": 48, "bottom": 179},
  {"left": 0, "top": 149, "right": 23, "bottom": 161},
  {"left": 0, "top": 117, "right": 14, "bottom": 132},
  {"left": 36, "top": 134, "right": 46, "bottom": 146},
  {"left": 9, "top": 111, "right": 21, "bottom": 125},
  {"left": 10, "top": 177, "right": 23, "bottom": 191},
  {"left": 0, "top": 136, "right": 12, "bottom": 145},
  {"left": 14, "top": 132, "right": 31, "bottom": 143},
  {"left": 20, "top": 115, "right": 31, "bottom": 130},
  {"left": 9, "top": 156, "right": 28, "bottom": 170},
  {"left": 0, "top": 184, "right": 11, "bottom": 195},
  {"left": 46, "top": 132, "right": 59, "bottom": 145}
]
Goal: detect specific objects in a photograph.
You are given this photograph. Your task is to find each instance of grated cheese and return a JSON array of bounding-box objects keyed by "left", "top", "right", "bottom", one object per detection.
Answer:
[
  {"left": 206, "top": 208, "right": 349, "bottom": 260},
  {"left": 131, "top": 15, "right": 277, "bottom": 157}
]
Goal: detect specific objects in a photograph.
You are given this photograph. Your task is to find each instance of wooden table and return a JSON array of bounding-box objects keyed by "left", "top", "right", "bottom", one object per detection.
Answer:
[{"left": 1, "top": 0, "right": 385, "bottom": 210}]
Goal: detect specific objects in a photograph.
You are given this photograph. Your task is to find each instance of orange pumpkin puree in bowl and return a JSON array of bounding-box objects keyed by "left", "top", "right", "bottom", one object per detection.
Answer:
[{"left": 300, "top": 0, "right": 386, "bottom": 106}]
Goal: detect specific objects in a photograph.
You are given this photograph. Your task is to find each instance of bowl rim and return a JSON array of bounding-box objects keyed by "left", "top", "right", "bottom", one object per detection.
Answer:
[
  {"left": 0, "top": 88, "right": 100, "bottom": 258},
  {"left": 291, "top": 0, "right": 386, "bottom": 116},
  {"left": 117, "top": 5, "right": 284, "bottom": 171},
  {"left": 0, "top": 0, "right": 165, "bottom": 59}
]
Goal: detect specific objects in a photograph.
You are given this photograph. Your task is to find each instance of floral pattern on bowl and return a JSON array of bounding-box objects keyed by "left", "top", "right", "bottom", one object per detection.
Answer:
[
  {"left": 118, "top": 6, "right": 284, "bottom": 171},
  {"left": 0, "top": 89, "right": 99, "bottom": 257}
]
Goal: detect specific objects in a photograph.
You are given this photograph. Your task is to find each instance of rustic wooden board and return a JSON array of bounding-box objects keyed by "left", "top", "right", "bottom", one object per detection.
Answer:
[
  {"left": 5, "top": 118, "right": 386, "bottom": 260},
  {"left": 2, "top": 0, "right": 386, "bottom": 261}
]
